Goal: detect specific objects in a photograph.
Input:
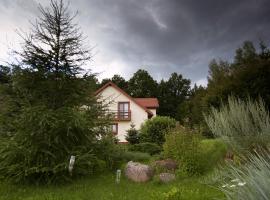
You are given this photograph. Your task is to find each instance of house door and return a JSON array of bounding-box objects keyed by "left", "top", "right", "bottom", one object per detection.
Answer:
[{"left": 118, "top": 102, "right": 130, "bottom": 119}]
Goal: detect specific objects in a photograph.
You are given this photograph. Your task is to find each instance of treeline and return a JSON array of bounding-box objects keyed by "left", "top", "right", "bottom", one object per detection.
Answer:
[
  {"left": 94, "top": 41, "right": 270, "bottom": 134},
  {"left": 1, "top": 41, "right": 269, "bottom": 133}
]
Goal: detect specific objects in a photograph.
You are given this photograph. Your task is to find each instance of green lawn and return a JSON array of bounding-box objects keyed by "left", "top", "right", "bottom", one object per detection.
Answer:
[{"left": 0, "top": 173, "right": 224, "bottom": 200}]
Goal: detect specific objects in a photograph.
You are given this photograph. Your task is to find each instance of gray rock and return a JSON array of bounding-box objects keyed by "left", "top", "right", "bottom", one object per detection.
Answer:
[
  {"left": 159, "top": 173, "right": 176, "bottom": 183},
  {"left": 125, "top": 161, "right": 154, "bottom": 182}
]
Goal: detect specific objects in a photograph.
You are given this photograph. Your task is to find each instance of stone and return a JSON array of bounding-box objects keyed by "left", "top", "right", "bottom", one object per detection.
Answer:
[
  {"left": 159, "top": 173, "right": 176, "bottom": 183},
  {"left": 154, "top": 159, "right": 178, "bottom": 171},
  {"left": 125, "top": 161, "right": 154, "bottom": 182}
]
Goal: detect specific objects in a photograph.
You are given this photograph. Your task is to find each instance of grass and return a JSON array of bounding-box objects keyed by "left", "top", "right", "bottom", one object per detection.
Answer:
[{"left": 0, "top": 172, "right": 224, "bottom": 200}]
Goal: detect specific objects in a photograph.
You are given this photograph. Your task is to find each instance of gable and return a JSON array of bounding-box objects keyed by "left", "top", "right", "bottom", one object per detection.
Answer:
[{"left": 95, "top": 82, "right": 153, "bottom": 116}]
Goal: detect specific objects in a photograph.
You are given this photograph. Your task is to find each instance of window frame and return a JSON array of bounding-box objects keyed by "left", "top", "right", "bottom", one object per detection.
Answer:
[
  {"left": 111, "top": 123, "right": 118, "bottom": 135},
  {"left": 118, "top": 102, "right": 130, "bottom": 120}
]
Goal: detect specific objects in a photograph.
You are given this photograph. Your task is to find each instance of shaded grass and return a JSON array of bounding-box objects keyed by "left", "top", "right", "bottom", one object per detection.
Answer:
[{"left": 0, "top": 173, "right": 224, "bottom": 200}]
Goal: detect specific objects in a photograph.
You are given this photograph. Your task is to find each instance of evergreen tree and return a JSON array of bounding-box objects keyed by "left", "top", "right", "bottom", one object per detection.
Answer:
[
  {"left": 125, "top": 123, "right": 140, "bottom": 144},
  {"left": 0, "top": 0, "right": 110, "bottom": 184}
]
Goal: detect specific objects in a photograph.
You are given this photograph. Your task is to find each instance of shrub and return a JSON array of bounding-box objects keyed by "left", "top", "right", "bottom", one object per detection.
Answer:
[
  {"left": 205, "top": 97, "right": 270, "bottom": 154},
  {"left": 140, "top": 116, "right": 176, "bottom": 145},
  {"left": 128, "top": 142, "right": 162, "bottom": 155},
  {"left": 0, "top": 106, "right": 112, "bottom": 184},
  {"left": 163, "top": 127, "right": 226, "bottom": 176},
  {"left": 200, "top": 139, "right": 227, "bottom": 170},
  {"left": 121, "top": 151, "right": 151, "bottom": 162},
  {"left": 125, "top": 123, "right": 140, "bottom": 144},
  {"left": 92, "top": 134, "right": 123, "bottom": 171},
  {"left": 163, "top": 127, "right": 202, "bottom": 176}
]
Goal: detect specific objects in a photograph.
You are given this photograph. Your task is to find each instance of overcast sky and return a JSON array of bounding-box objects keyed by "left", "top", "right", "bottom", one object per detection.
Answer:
[{"left": 0, "top": 0, "right": 269, "bottom": 86}]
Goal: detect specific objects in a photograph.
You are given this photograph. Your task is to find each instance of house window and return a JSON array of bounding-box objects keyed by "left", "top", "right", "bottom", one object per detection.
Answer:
[
  {"left": 111, "top": 123, "right": 118, "bottom": 135},
  {"left": 118, "top": 102, "right": 130, "bottom": 119}
]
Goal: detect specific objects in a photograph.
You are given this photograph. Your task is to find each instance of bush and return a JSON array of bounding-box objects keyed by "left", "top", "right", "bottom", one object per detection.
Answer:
[
  {"left": 140, "top": 116, "right": 176, "bottom": 145},
  {"left": 205, "top": 97, "right": 270, "bottom": 154},
  {"left": 128, "top": 142, "right": 162, "bottom": 155},
  {"left": 125, "top": 123, "right": 140, "bottom": 144},
  {"left": 92, "top": 134, "right": 123, "bottom": 171},
  {"left": 0, "top": 106, "right": 112, "bottom": 184},
  {"left": 163, "top": 127, "right": 226, "bottom": 176},
  {"left": 200, "top": 139, "right": 227, "bottom": 170},
  {"left": 121, "top": 151, "right": 151, "bottom": 162}
]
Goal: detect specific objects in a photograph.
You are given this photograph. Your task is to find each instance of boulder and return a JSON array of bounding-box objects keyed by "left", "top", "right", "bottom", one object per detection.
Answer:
[
  {"left": 125, "top": 161, "right": 154, "bottom": 182},
  {"left": 154, "top": 159, "right": 178, "bottom": 171},
  {"left": 159, "top": 173, "right": 176, "bottom": 183}
]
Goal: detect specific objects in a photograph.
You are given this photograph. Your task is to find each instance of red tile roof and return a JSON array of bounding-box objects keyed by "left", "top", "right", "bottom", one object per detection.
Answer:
[{"left": 134, "top": 98, "right": 159, "bottom": 108}]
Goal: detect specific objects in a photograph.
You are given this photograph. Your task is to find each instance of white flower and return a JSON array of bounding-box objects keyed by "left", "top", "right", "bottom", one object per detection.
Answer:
[
  {"left": 238, "top": 182, "right": 246, "bottom": 186},
  {"left": 230, "top": 184, "right": 236, "bottom": 188},
  {"left": 222, "top": 184, "right": 229, "bottom": 188},
  {"left": 231, "top": 178, "right": 240, "bottom": 182}
]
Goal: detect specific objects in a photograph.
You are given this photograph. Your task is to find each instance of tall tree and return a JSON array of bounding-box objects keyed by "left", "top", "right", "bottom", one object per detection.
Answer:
[
  {"left": 111, "top": 74, "right": 128, "bottom": 89},
  {"left": 204, "top": 41, "right": 270, "bottom": 109},
  {"left": 13, "top": 0, "right": 93, "bottom": 109},
  {"left": 157, "top": 73, "right": 191, "bottom": 119},
  {"left": 100, "top": 74, "right": 128, "bottom": 90},
  {"left": 128, "top": 69, "right": 158, "bottom": 97},
  {"left": 0, "top": 0, "right": 109, "bottom": 184}
]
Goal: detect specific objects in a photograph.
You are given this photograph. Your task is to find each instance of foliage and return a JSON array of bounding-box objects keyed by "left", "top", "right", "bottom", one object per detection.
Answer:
[
  {"left": 205, "top": 97, "right": 270, "bottom": 154},
  {"left": 163, "top": 127, "right": 203, "bottom": 176},
  {"left": 0, "top": 65, "right": 11, "bottom": 84},
  {"left": 91, "top": 134, "right": 123, "bottom": 171},
  {"left": 95, "top": 145, "right": 151, "bottom": 169},
  {"left": 125, "top": 123, "right": 140, "bottom": 144},
  {"left": 99, "top": 74, "right": 128, "bottom": 91},
  {"left": 0, "top": 0, "right": 112, "bottom": 184},
  {"left": 128, "top": 142, "right": 162, "bottom": 155},
  {"left": 0, "top": 106, "right": 110, "bottom": 184},
  {"left": 157, "top": 73, "right": 191, "bottom": 119},
  {"left": 128, "top": 69, "right": 158, "bottom": 97},
  {"left": 140, "top": 116, "right": 176, "bottom": 145},
  {"left": 205, "top": 41, "right": 270, "bottom": 110},
  {"left": 0, "top": 66, "right": 19, "bottom": 136},
  {"left": 176, "top": 41, "right": 270, "bottom": 130},
  {"left": 217, "top": 152, "right": 270, "bottom": 200},
  {"left": 163, "top": 127, "right": 226, "bottom": 176},
  {"left": 199, "top": 139, "right": 227, "bottom": 174},
  {"left": 120, "top": 151, "right": 151, "bottom": 162}
]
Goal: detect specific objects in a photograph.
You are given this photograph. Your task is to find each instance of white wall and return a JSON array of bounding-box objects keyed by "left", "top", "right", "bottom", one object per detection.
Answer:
[
  {"left": 149, "top": 109, "right": 156, "bottom": 117},
  {"left": 98, "top": 86, "right": 149, "bottom": 142}
]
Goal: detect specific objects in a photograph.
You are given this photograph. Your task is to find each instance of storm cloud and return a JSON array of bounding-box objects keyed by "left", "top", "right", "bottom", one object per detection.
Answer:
[{"left": 0, "top": 0, "right": 270, "bottom": 85}]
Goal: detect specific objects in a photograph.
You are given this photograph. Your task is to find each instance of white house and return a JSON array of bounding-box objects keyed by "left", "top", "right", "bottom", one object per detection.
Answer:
[{"left": 95, "top": 81, "right": 159, "bottom": 143}]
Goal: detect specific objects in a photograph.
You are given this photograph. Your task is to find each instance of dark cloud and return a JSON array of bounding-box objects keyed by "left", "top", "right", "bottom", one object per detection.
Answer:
[{"left": 0, "top": 0, "right": 270, "bottom": 85}]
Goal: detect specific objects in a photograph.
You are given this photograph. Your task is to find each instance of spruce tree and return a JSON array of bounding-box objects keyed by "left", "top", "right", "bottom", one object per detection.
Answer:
[{"left": 0, "top": 0, "right": 109, "bottom": 184}]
